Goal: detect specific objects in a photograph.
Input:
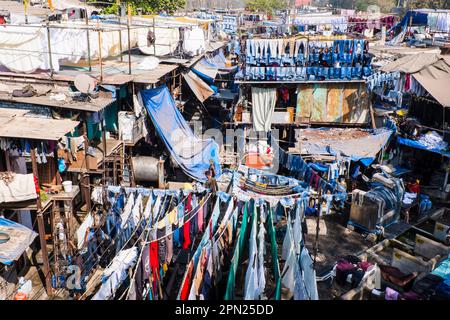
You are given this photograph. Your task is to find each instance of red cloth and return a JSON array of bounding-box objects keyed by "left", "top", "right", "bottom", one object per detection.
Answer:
[
  {"left": 182, "top": 220, "right": 191, "bottom": 249},
  {"left": 149, "top": 241, "right": 159, "bottom": 272},
  {"left": 404, "top": 74, "right": 411, "bottom": 91},
  {"left": 407, "top": 182, "right": 420, "bottom": 194},
  {"left": 182, "top": 194, "right": 192, "bottom": 249},
  {"left": 33, "top": 175, "right": 40, "bottom": 194},
  {"left": 179, "top": 263, "right": 193, "bottom": 300}
]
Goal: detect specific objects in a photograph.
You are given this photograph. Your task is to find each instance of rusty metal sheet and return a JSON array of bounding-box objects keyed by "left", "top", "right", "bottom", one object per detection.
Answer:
[
  {"left": 311, "top": 84, "right": 327, "bottom": 122},
  {"left": 296, "top": 83, "right": 369, "bottom": 124},
  {"left": 342, "top": 84, "right": 359, "bottom": 123},
  {"left": 326, "top": 83, "right": 343, "bottom": 123},
  {"left": 352, "top": 83, "right": 369, "bottom": 123},
  {"left": 295, "top": 84, "right": 314, "bottom": 122}
]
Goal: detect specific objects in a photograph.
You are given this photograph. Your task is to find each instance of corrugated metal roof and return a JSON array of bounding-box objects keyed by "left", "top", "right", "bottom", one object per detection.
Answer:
[{"left": 0, "top": 109, "right": 80, "bottom": 140}]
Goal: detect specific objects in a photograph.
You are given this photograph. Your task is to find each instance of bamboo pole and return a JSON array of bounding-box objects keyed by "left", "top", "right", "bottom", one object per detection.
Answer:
[
  {"left": 85, "top": 6, "right": 92, "bottom": 72},
  {"left": 97, "top": 19, "right": 103, "bottom": 82},
  {"left": 127, "top": 2, "right": 132, "bottom": 75},
  {"left": 46, "top": 18, "right": 54, "bottom": 77},
  {"left": 117, "top": 0, "right": 123, "bottom": 62}
]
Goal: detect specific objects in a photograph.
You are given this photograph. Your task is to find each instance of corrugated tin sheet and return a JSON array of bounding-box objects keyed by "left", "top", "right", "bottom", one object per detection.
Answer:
[{"left": 296, "top": 83, "right": 369, "bottom": 124}]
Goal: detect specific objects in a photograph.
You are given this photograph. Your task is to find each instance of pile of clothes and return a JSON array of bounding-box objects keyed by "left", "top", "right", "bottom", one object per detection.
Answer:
[
  {"left": 417, "top": 131, "right": 448, "bottom": 152},
  {"left": 335, "top": 255, "right": 374, "bottom": 289},
  {"left": 382, "top": 255, "right": 450, "bottom": 300}
]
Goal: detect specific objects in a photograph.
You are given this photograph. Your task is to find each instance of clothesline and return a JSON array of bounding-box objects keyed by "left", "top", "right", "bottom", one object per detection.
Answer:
[
  {"left": 78, "top": 192, "right": 180, "bottom": 300},
  {"left": 142, "top": 193, "right": 212, "bottom": 244}
]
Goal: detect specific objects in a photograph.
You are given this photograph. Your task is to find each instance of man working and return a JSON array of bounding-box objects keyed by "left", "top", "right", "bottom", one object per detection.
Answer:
[{"left": 204, "top": 170, "right": 218, "bottom": 195}]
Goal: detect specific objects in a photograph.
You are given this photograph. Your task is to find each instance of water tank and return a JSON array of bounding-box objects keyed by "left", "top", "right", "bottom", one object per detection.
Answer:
[{"left": 131, "top": 156, "right": 160, "bottom": 182}]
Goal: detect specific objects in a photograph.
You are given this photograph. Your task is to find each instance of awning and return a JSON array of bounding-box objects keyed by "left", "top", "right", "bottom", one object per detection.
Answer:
[
  {"left": 182, "top": 71, "right": 214, "bottom": 103},
  {"left": 0, "top": 217, "right": 38, "bottom": 265},
  {"left": 380, "top": 53, "right": 442, "bottom": 74},
  {"left": 381, "top": 54, "right": 450, "bottom": 107},
  {"left": 413, "top": 58, "right": 450, "bottom": 107},
  {"left": 192, "top": 58, "right": 218, "bottom": 84},
  {"left": 397, "top": 136, "right": 450, "bottom": 158},
  {"left": 0, "top": 110, "right": 80, "bottom": 140}
]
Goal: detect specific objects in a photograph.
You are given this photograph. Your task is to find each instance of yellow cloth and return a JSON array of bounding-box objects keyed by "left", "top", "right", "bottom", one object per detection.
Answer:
[
  {"left": 396, "top": 109, "right": 408, "bottom": 116},
  {"left": 168, "top": 209, "right": 177, "bottom": 225},
  {"left": 157, "top": 218, "right": 165, "bottom": 230}
]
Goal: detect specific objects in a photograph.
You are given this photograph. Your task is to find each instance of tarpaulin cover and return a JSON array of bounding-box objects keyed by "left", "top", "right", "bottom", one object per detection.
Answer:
[
  {"left": 298, "top": 128, "right": 393, "bottom": 165},
  {"left": 397, "top": 136, "right": 450, "bottom": 158},
  {"left": 381, "top": 54, "right": 450, "bottom": 106},
  {"left": 0, "top": 217, "right": 38, "bottom": 265},
  {"left": 413, "top": 58, "right": 450, "bottom": 107},
  {"left": 141, "top": 86, "right": 221, "bottom": 182},
  {"left": 399, "top": 10, "right": 429, "bottom": 27},
  {"left": 381, "top": 53, "right": 442, "bottom": 74},
  {"left": 207, "top": 49, "right": 238, "bottom": 72},
  {"left": 182, "top": 71, "right": 215, "bottom": 102},
  {"left": 192, "top": 58, "right": 218, "bottom": 84}
]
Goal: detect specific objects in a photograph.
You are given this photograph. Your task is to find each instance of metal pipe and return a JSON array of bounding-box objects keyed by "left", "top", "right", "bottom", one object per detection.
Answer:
[
  {"left": 85, "top": 6, "right": 92, "bottom": 72},
  {"left": 153, "top": 16, "right": 156, "bottom": 56},
  {"left": 127, "top": 3, "right": 132, "bottom": 75},
  {"left": 117, "top": 0, "right": 123, "bottom": 62},
  {"left": 46, "top": 18, "right": 54, "bottom": 77},
  {"left": 97, "top": 20, "right": 103, "bottom": 82}
]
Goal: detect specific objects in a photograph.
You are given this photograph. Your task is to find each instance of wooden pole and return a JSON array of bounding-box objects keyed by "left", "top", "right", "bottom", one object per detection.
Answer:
[
  {"left": 117, "top": 0, "right": 123, "bottom": 62},
  {"left": 30, "top": 148, "right": 42, "bottom": 211},
  {"left": 97, "top": 20, "right": 103, "bottom": 82},
  {"left": 24, "top": 0, "right": 29, "bottom": 24},
  {"left": 85, "top": 6, "right": 92, "bottom": 72},
  {"left": 313, "top": 188, "right": 322, "bottom": 270},
  {"left": 82, "top": 121, "right": 91, "bottom": 213},
  {"left": 127, "top": 3, "right": 132, "bottom": 75},
  {"left": 46, "top": 18, "right": 54, "bottom": 77},
  {"left": 31, "top": 148, "right": 52, "bottom": 296},
  {"left": 153, "top": 17, "right": 156, "bottom": 56},
  {"left": 101, "top": 121, "right": 107, "bottom": 185}
]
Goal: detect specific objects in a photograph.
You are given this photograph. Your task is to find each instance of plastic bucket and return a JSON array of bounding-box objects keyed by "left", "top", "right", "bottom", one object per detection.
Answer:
[
  {"left": 62, "top": 181, "right": 73, "bottom": 193},
  {"left": 14, "top": 292, "right": 27, "bottom": 300}
]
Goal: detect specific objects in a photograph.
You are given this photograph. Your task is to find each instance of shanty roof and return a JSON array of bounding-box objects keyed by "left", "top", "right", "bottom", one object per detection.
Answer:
[
  {"left": 0, "top": 53, "right": 183, "bottom": 85},
  {"left": 0, "top": 81, "right": 116, "bottom": 112},
  {"left": 0, "top": 1, "right": 51, "bottom": 16},
  {"left": 0, "top": 108, "right": 80, "bottom": 140},
  {"left": 381, "top": 54, "right": 450, "bottom": 107}
]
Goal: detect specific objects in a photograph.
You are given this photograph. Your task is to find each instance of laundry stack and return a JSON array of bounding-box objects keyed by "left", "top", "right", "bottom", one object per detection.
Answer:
[{"left": 237, "top": 38, "right": 372, "bottom": 81}]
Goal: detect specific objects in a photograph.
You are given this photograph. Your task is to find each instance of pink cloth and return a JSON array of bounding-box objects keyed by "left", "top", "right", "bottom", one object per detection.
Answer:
[
  {"left": 197, "top": 205, "right": 204, "bottom": 232},
  {"left": 385, "top": 287, "right": 399, "bottom": 300}
]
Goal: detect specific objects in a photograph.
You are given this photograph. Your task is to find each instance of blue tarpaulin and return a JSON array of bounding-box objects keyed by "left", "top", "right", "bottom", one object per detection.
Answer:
[
  {"left": 397, "top": 136, "right": 450, "bottom": 158},
  {"left": 141, "top": 86, "right": 221, "bottom": 182},
  {"left": 0, "top": 217, "right": 38, "bottom": 265}
]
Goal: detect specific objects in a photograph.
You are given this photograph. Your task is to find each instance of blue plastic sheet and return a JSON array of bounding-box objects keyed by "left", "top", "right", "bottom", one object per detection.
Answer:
[
  {"left": 0, "top": 217, "right": 38, "bottom": 265},
  {"left": 397, "top": 136, "right": 450, "bottom": 158},
  {"left": 141, "top": 86, "right": 221, "bottom": 182}
]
